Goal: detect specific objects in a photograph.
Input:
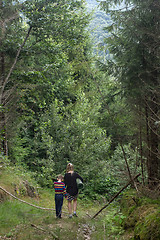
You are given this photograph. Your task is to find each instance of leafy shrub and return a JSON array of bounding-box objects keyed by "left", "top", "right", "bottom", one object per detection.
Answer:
[{"left": 83, "top": 175, "right": 120, "bottom": 200}]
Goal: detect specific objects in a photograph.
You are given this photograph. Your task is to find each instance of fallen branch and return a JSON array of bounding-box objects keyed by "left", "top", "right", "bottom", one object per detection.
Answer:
[
  {"left": 31, "top": 224, "right": 59, "bottom": 239},
  {"left": 0, "top": 186, "right": 55, "bottom": 210},
  {"left": 86, "top": 213, "right": 92, "bottom": 218},
  {"left": 120, "top": 143, "right": 139, "bottom": 192},
  {"left": 0, "top": 186, "right": 68, "bottom": 216},
  {"left": 92, "top": 173, "right": 140, "bottom": 219}
]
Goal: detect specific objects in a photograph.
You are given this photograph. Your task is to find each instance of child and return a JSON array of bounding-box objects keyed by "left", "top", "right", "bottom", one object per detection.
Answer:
[{"left": 54, "top": 174, "right": 67, "bottom": 218}]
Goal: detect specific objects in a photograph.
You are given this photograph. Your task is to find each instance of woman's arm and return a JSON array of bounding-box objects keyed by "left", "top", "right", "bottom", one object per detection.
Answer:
[{"left": 76, "top": 173, "right": 83, "bottom": 182}]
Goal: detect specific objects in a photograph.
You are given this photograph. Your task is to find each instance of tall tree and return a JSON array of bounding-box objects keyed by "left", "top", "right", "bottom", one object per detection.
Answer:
[
  {"left": 0, "top": 0, "right": 25, "bottom": 155},
  {"left": 100, "top": 0, "right": 160, "bottom": 188},
  {"left": 0, "top": 0, "right": 91, "bottom": 156},
  {"left": 8, "top": 0, "right": 104, "bottom": 183}
]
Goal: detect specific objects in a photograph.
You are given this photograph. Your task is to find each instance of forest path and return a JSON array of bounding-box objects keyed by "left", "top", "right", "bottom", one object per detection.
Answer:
[
  {"left": 50, "top": 203, "right": 95, "bottom": 240},
  {"left": 0, "top": 199, "right": 99, "bottom": 240},
  {"left": 0, "top": 185, "right": 126, "bottom": 240},
  {"left": 0, "top": 196, "right": 130, "bottom": 240}
]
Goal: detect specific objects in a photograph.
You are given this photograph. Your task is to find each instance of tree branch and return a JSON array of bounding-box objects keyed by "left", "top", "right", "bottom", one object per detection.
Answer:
[
  {"left": 31, "top": 224, "right": 59, "bottom": 239},
  {"left": 0, "top": 186, "right": 55, "bottom": 211},
  {"left": 92, "top": 173, "right": 140, "bottom": 219},
  {"left": 0, "top": 26, "right": 32, "bottom": 104}
]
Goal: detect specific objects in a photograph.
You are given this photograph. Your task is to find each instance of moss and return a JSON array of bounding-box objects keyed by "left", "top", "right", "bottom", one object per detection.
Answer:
[
  {"left": 123, "top": 214, "right": 137, "bottom": 229},
  {"left": 138, "top": 197, "right": 160, "bottom": 206},
  {"left": 120, "top": 190, "right": 160, "bottom": 240},
  {"left": 134, "top": 210, "right": 160, "bottom": 240},
  {"left": 120, "top": 190, "right": 140, "bottom": 215}
]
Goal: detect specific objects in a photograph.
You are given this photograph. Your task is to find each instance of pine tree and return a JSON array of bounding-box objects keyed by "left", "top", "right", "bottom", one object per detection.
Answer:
[{"left": 100, "top": 0, "right": 160, "bottom": 188}]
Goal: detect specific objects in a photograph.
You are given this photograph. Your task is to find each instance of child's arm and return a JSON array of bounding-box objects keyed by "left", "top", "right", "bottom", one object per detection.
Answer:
[{"left": 63, "top": 184, "right": 67, "bottom": 198}]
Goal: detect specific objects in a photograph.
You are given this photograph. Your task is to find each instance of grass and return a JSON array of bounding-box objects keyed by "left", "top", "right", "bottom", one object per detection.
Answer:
[
  {"left": 0, "top": 164, "right": 125, "bottom": 239},
  {"left": 1, "top": 162, "right": 160, "bottom": 239},
  {"left": 0, "top": 196, "right": 125, "bottom": 239}
]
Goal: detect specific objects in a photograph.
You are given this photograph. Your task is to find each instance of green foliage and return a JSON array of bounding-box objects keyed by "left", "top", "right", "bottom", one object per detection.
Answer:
[
  {"left": 84, "top": 176, "right": 119, "bottom": 200},
  {"left": 6, "top": 0, "right": 105, "bottom": 191},
  {"left": 110, "top": 143, "right": 145, "bottom": 183},
  {"left": 1, "top": 0, "right": 121, "bottom": 201},
  {"left": 90, "top": 205, "right": 125, "bottom": 239},
  {"left": 34, "top": 95, "right": 111, "bottom": 187},
  {"left": 100, "top": 0, "right": 160, "bottom": 185},
  {"left": 1, "top": 164, "right": 159, "bottom": 239},
  {"left": 96, "top": 74, "right": 136, "bottom": 148},
  {"left": 10, "top": 86, "right": 113, "bottom": 191}
]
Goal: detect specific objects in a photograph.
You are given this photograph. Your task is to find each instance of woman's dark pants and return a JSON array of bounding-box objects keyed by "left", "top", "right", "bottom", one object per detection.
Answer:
[{"left": 55, "top": 194, "right": 63, "bottom": 218}]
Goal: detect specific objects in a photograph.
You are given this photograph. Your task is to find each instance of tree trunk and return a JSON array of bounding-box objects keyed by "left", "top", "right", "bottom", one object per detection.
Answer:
[
  {"left": 0, "top": 26, "right": 32, "bottom": 155},
  {"left": 0, "top": 51, "right": 8, "bottom": 155},
  {"left": 147, "top": 94, "right": 159, "bottom": 188},
  {"left": 139, "top": 105, "right": 144, "bottom": 185}
]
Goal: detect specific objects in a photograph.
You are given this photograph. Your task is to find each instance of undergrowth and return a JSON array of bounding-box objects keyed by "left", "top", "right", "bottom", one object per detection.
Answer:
[
  {"left": 0, "top": 163, "right": 125, "bottom": 239},
  {"left": 1, "top": 160, "right": 160, "bottom": 240}
]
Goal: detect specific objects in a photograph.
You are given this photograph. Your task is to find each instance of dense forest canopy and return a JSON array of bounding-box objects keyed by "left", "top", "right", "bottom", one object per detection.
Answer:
[
  {"left": 99, "top": 0, "right": 160, "bottom": 189},
  {"left": 0, "top": 0, "right": 159, "bottom": 198}
]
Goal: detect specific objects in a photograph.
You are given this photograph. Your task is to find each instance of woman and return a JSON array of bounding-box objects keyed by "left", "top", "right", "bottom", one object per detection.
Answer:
[{"left": 64, "top": 163, "right": 83, "bottom": 218}]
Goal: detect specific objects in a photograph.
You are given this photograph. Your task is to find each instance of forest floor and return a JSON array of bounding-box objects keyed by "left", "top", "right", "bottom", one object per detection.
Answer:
[
  {"left": 1, "top": 165, "right": 160, "bottom": 240},
  {"left": 0, "top": 164, "right": 127, "bottom": 240},
  {"left": 0, "top": 191, "right": 127, "bottom": 240}
]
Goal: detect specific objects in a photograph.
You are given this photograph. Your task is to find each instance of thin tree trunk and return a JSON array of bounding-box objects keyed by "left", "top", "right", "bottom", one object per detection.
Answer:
[
  {"left": 4, "top": 113, "right": 8, "bottom": 156},
  {"left": 92, "top": 173, "right": 140, "bottom": 219},
  {"left": 145, "top": 102, "right": 150, "bottom": 184},
  {"left": 0, "top": 26, "right": 32, "bottom": 155},
  {"left": 148, "top": 95, "right": 159, "bottom": 188},
  {"left": 0, "top": 26, "right": 32, "bottom": 104},
  {"left": 139, "top": 107, "right": 144, "bottom": 185},
  {"left": 93, "top": 73, "right": 140, "bottom": 192},
  {"left": 120, "top": 143, "right": 139, "bottom": 192},
  {"left": 147, "top": 0, "right": 160, "bottom": 188},
  {"left": 0, "top": 51, "right": 6, "bottom": 154}
]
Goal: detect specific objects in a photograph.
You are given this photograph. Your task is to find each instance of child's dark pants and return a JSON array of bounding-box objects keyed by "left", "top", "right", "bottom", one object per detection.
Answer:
[{"left": 55, "top": 194, "right": 63, "bottom": 218}]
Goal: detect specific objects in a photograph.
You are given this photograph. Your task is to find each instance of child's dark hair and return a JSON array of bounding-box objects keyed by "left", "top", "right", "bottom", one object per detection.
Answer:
[{"left": 57, "top": 174, "right": 63, "bottom": 180}]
